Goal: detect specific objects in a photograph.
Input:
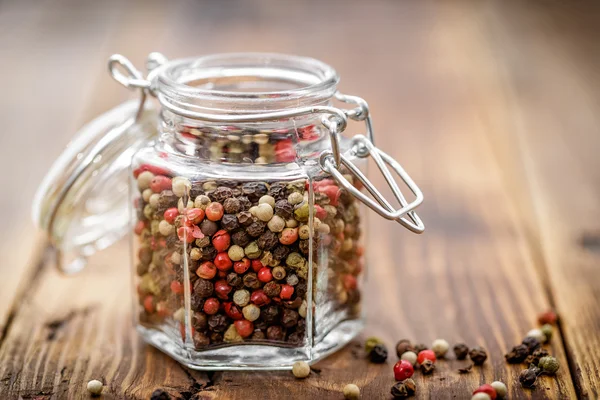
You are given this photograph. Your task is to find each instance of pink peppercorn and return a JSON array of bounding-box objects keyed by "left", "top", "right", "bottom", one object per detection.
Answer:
[
  {"left": 205, "top": 202, "right": 224, "bottom": 221},
  {"left": 343, "top": 274, "right": 358, "bottom": 291},
  {"left": 134, "top": 220, "right": 145, "bottom": 235},
  {"left": 234, "top": 258, "right": 251, "bottom": 274},
  {"left": 393, "top": 360, "right": 414, "bottom": 381},
  {"left": 319, "top": 185, "right": 341, "bottom": 206},
  {"left": 192, "top": 225, "right": 204, "bottom": 239},
  {"left": 164, "top": 207, "right": 179, "bottom": 224},
  {"left": 224, "top": 302, "right": 243, "bottom": 320},
  {"left": 279, "top": 284, "right": 294, "bottom": 300},
  {"left": 185, "top": 208, "right": 205, "bottom": 224},
  {"left": 196, "top": 261, "right": 217, "bottom": 280},
  {"left": 214, "top": 252, "right": 233, "bottom": 271},
  {"left": 251, "top": 290, "right": 270, "bottom": 306},
  {"left": 170, "top": 281, "right": 184, "bottom": 295},
  {"left": 203, "top": 298, "right": 220, "bottom": 315},
  {"left": 314, "top": 205, "right": 327, "bottom": 220},
  {"left": 133, "top": 164, "right": 170, "bottom": 178},
  {"left": 234, "top": 319, "right": 254, "bottom": 338},
  {"left": 150, "top": 175, "right": 172, "bottom": 193},
  {"left": 279, "top": 227, "right": 299, "bottom": 245},
  {"left": 417, "top": 350, "right": 436, "bottom": 365},
  {"left": 212, "top": 230, "right": 231, "bottom": 252},
  {"left": 251, "top": 260, "right": 264, "bottom": 273},
  {"left": 258, "top": 267, "right": 273, "bottom": 283},
  {"left": 473, "top": 384, "right": 497, "bottom": 400},
  {"left": 177, "top": 226, "right": 195, "bottom": 243},
  {"left": 214, "top": 280, "right": 232, "bottom": 300},
  {"left": 143, "top": 296, "right": 154, "bottom": 313}
]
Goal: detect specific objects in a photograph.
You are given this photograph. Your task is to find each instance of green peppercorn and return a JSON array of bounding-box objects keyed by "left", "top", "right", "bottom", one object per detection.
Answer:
[
  {"left": 244, "top": 241, "right": 262, "bottom": 259},
  {"left": 540, "top": 324, "right": 553, "bottom": 343},
  {"left": 365, "top": 336, "right": 384, "bottom": 354},
  {"left": 294, "top": 202, "right": 310, "bottom": 222},
  {"left": 538, "top": 356, "right": 560, "bottom": 375}
]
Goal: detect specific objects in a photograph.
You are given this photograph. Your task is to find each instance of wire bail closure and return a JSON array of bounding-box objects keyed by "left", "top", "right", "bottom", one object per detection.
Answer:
[{"left": 108, "top": 53, "right": 425, "bottom": 233}]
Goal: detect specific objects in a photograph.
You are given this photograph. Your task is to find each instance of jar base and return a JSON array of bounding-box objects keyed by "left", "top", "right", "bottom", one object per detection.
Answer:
[{"left": 137, "top": 319, "right": 363, "bottom": 370}]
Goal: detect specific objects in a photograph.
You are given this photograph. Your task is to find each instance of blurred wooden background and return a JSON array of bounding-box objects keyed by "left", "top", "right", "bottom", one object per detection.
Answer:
[{"left": 0, "top": 0, "right": 599, "bottom": 399}]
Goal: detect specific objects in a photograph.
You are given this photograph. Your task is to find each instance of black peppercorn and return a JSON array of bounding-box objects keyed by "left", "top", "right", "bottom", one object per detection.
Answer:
[
  {"left": 274, "top": 200, "right": 294, "bottom": 219},
  {"left": 522, "top": 337, "right": 541, "bottom": 354},
  {"left": 210, "top": 332, "right": 223, "bottom": 344},
  {"left": 150, "top": 389, "right": 171, "bottom": 400},
  {"left": 192, "top": 311, "right": 208, "bottom": 330},
  {"left": 519, "top": 367, "right": 541, "bottom": 388},
  {"left": 242, "top": 182, "right": 268, "bottom": 201},
  {"left": 453, "top": 343, "right": 469, "bottom": 360},
  {"left": 157, "top": 190, "right": 178, "bottom": 213},
  {"left": 200, "top": 220, "right": 218, "bottom": 236},
  {"left": 209, "top": 186, "right": 233, "bottom": 203},
  {"left": 252, "top": 330, "right": 266, "bottom": 340},
  {"left": 236, "top": 196, "right": 252, "bottom": 211},
  {"left": 208, "top": 314, "right": 229, "bottom": 333},
  {"left": 262, "top": 305, "right": 280, "bottom": 324},
  {"left": 263, "top": 281, "right": 282, "bottom": 297},
  {"left": 369, "top": 344, "right": 388, "bottom": 363},
  {"left": 231, "top": 230, "right": 251, "bottom": 247},
  {"left": 413, "top": 343, "right": 428, "bottom": 353},
  {"left": 193, "top": 331, "right": 210, "bottom": 349},
  {"left": 237, "top": 211, "right": 253, "bottom": 226},
  {"left": 223, "top": 197, "right": 241, "bottom": 214},
  {"left": 299, "top": 239, "right": 310, "bottom": 254},
  {"left": 243, "top": 272, "right": 261, "bottom": 289},
  {"left": 193, "top": 279, "right": 214, "bottom": 298},
  {"left": 526, "top": 348, "right": 550, "bottom": 367},
  {"left": 505, "top": 344, "right": 530, "bottom": 363},
  {"left": 221, "top": 214, "right": 239, "bottom": 231},
  {"left": 268, "top": 182, "right": 288, "bottom": 200},
  {"left": 295, "top": 282, "right": 308, "bottom": 299},
  {"left": 190, "top": 296, "right": 205, "bottom": 312},
  {"left": 281, "top": 309, "right": 299, "bottom": 328},
  {"left": 246, "top": 220, "right": 266, "bottom": 237},
  {"left": 226, "top": 272, "right": 243, "bottom": 289},
  {"left": 272, "top": 245, "right": 290, "bottom": 261},
  {"left": 469, "top": 346, "right": 488, "bottom": 365},
  {"left": 199, "top": 246, "right": 218, "bottom": 261},
  {"left": 286, "top": 274, "right": 299, "bottom": 286},
  {"left": 287, "top": 331, "right": 304, "bottom": 345},
  {"left": 395, "top": 339, "right": 415, "bottom": 358},
  {"left": 266, "top": 325, "right": 285, "bottom": 341},
  {"left": 390, "top": 378, "right": 416, "bottom": 398},
  {"left": 282, "top": 297, "right": 302, "bottom": 309},
  {"left": 258, "top": 230, "right": 278, "bottom": 250},
  {"left": 420, "top": 359, "right": 435, "bottom": 374}
]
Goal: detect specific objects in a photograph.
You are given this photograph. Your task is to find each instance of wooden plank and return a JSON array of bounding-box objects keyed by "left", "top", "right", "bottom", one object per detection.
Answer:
[
  {"left": 475, "top": 2, "right": 600, "bottom": 398},
  {"left": 0, "top": 1, "right": 586, "bottom": 399}
]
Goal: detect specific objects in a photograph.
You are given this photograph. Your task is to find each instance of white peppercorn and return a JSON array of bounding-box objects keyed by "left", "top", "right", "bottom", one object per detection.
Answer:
[
  {"left": 292, "top": 361, "right": 310, "bottom": 378},
  {"left": 242, "top": 304, "right": 261, "bottom": 321},
  {"left": 158, "top": 220, "right": 174, "bottom": 236},
  {"left": 142, "top": 188, "right": 153, "bottom": 202},
  {"left": 149, "top": 193, "right": 161, "bottom": 208},
  {"left": 258, "top": 195, "right": 276, "bottom": 208},
  {"left": 471, "top": 394, "right": 491, "bottom": 400},
  {"left": 400, "top": 351, "right": 418, "bottom": 366},
  {"left": 318, "top": 223, "right": 330, "bottom": 234},
  {"left": 255, "top": 203, "right": 274, "bottom": 222},
  {"left": 177, "top": 198, "right": 193, "bottom": 213},
  {"left": 86, "top": 379, "right": 103, "bottom": 396},
  {"left": 173, "top": 307, "right": 185, "bottom": 322},
  {"left": 285, "top": 219, "right": 298, "bottom": 228},
  {"left": 190, "top": 248, "right": 201, "bottom": 261},
  {"left": 343, "top": 383, "right": 360, "bottom": 399},
  {"left": 194, "top": 195, "right": 211, "bottom": 209},
  {"left": 137, "top": 170, "right": 154, "bottom": 190},
  {"left": 288, "top": 191, "right": 303, "bottom": 205},
  {"left": 172, "top": 176, "right": 191, "bottom": 197},
  {"left": 298, "top": 300, "right": 308, "bottom": 318},
  {"left": 526, "top": 328, "right": 546, "bottom": 343},
  {"left": 298, "top": 224, "right": 311, "bottom": 240},
  {"left": 431, "top": 339, "right": 449, "bottom": 357},
  {"left": 267, "top": 215, "right": 285, "bottom": 232},
  {"left": 233, "top": 289, "right": 250, "bottom": 307},
  {"left": 171, "top": 252, "right": 181, "bottom": 265},
  {"left": 249, "top": 206, "right": 258, "bottom": 216},
  {"left": 490, "top": 381, "right": 507, "bottom": 398}
]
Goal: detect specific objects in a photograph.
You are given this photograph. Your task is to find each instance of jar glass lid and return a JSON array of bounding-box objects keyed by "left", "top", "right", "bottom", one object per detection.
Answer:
[{"left": 32, "top": 99, "right": 157, "bottom": 273}]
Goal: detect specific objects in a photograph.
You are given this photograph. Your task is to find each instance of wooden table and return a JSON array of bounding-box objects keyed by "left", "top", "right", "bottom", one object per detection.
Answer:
[{"left": 1, "top": 1, "right": 598, "bottom": 398}]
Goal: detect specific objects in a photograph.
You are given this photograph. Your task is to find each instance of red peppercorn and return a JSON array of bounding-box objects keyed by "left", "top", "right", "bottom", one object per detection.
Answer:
[
  {"left": 170, "top": 280, "right": 184, "bottom": 295},
  {"left": 343, "top": 274, "right": 358, "bottom": 291},
  {"left": 143, "top": 295, "right": 154, "bottom": 313},
  {"left": 177, "top": 226, "right": 195, "bottom": 243},
  {"left": 258, "top": 267, "right": 273, "bottom": 283},
  {"left": 192, "top": 225, "right": 204, "bottom": 239},
  {"left": 196, "top": 261, "right": 217, "bottom": 280},
  {"left": 150, "top": 175, "right": 172, "bottom": 193},
  {"left": 164, "top": 207, "right": 179, "bottom": 224},
  {"left": 212, "top": 230, "right": 231, "bottom": 252},
  {"left": 186, "top": 208, "right": 205, "bottom": 224},
  {"left": 279, "top": 228, "right": 299, "bottom": 245},
  {"left": 134, "top": 220, "right": 146, "bottom": 235},
  {"left": 279, "top": 284, "right": 294, "bottom": 300},
  {"left": 274, "top": 140, "right": 296, "bottom": 163},
  {"left": 318, "top": 185, "right": 341, "bottom": 206},
  {"left": 314, "top": 205, "right": 327, "bottom": 220},
  {"left": 234, "top": 319, "right": 254, "bottom": 338},
  {"left": 251, "top": 259, "right": 264, "bottom": 273},
  {"left": 417, "top": 350, "right": 436, "bottom": 364},
  {"left": 205, "top": 202, "right": 224, "bottom": 221},
  {"left": 133, "top": 163, "right": 171, "bottom": 178},
  {"left": 251, "top": 290, "right": 270, "bottom": 306},
  {"left": 203, "top": 298, "right": 220, "bottom": 315},
  {"left": 217, "top": 270, "right": 227, "bottom": 279},
  {"left": 538, "top": 310, "right": 558, "bottom": 325},
  {"left": 393, "top": 360, "right": 414, "bottom": 381},
  {"left": 234, "top": 258, "right": 251, "bottom": 274},
  {"left": 156, "top": 301, "right": 170, "bottom": 318},
  {"left": 214, "top": 280, "right": 232, "bottom": 300},
  {"left": 214, "top": 252, "right": 233, "bottom": 271},
  {"left": 473, "top": 384, "right": 497, "bottom": 400},
  {"left": 224, "top": 302, "right": 243, "bottom": 320}
]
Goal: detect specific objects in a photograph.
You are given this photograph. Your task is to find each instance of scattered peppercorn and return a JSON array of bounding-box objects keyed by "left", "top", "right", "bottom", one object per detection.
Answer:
[
  {"left": 400, "top": 351, "right": 418, "bottom": 367},
  {"left": 413, "top": 343, "right": 428, "bottom": 353},
  {"left": 417, "top": 349, "right": 436, "bottom": 365},
  {"left": 395, "top": 339, "right": 415, "bottom": 358},
  {"left": 369, "top": 344, "right": 388, "bottom": 363},
  {"left": 505, "top": 344, "right": 530, "bottom": 363},
  {"left": 292, "top": 361, "right": 311, "bottom": 378},
  {"left": 524, "top": 348, "right": 549, "bottom": 367},
  {"left": 537, "top": 310, "right": 558, "bottom": 325},
  {"left": 469, "top": 347, "right": 488, "bottom": 365},
  {"left": 522, "top": 337, "right": 541, "bottom": 354},
  {"left": 473, "top": 384, "right": 497, "bottom": 400},
  {"left": 525, "top": 328, "right": 546, "bottom": 344},
  {"left": 393, "top": 360, "right": 414, "bottom": 381},
  {"left": 490, "top": 381, "right": 507, "bottom": 398},
  {"left": 343, "top": 383, "right": 360, "bottom": 400},
  {"left": 431, "top": 339, "right": 449, "bottom": 358},
  {"left": 86, "top": 380, "right": 103, "bottom": 396},
  {"left": 471, "top": 394, "right": 491, "bottom": 400},
  {"left": 453, "top": 343, "right": 469, "bottom": 360},
  {"left": 390, "top": 378, "right": 416, "bottom": 398},
  {"left": 538, "top": 356, "right": 560, "bottom": 375},
  {"left": 420, "top": 359, "right": 435, "bottom": 374},
  {"left": 365, "top": 336, "right": 384, "bottom": 354},
  {"left": 519, "top": 367, "right": 541, "bottom": 388},
  {"left": 540, "top": 324, "right": 553, "bottom": 343}
]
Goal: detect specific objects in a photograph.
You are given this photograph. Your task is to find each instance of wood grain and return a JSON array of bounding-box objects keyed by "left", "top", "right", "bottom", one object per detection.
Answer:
[{"left": 0, "top": 0, "right": 597, "bottom": 399}]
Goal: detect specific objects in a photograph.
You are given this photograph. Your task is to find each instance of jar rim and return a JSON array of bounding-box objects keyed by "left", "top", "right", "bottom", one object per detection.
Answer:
[{"left": 155, "top": 53, "right": 339, "bottom": 112}]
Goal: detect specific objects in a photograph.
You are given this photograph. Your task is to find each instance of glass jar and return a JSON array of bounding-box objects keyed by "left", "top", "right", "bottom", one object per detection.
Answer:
[{"left": 33, "top": 52, "right": 424, "bottom": 370}]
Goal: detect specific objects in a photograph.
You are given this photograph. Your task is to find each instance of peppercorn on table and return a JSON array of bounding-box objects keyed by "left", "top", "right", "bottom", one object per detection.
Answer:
[{"left": 1, "top": 1, "right": 600, "bottom": 399}]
